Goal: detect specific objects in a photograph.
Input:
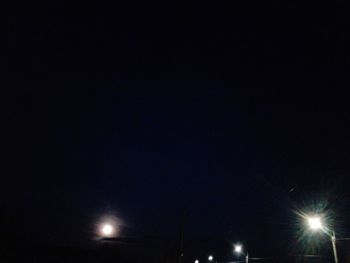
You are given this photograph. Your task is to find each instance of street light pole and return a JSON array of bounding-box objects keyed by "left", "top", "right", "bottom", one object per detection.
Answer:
[
  {"left": 306, "top": 216, "right": 339, "bottom": 263},
  {"left": 331, "top": 231, "right": 339, "bottom": 263},
  {"left": 178, "top": 211, "right": 185, "bottom": 263},
  {"left": 234, "top": 244, "right": 248, "bottom": 263}
]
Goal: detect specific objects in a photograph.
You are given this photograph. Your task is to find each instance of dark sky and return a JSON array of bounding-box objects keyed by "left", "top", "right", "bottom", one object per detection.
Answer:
[{"left": 5, "top": 1, "right": 350, "bottom": 259}]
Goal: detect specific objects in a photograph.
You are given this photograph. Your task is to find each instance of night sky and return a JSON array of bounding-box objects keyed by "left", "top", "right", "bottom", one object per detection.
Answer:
[{"left": 5, "top": 1, "right": 350, "bottom": 261}]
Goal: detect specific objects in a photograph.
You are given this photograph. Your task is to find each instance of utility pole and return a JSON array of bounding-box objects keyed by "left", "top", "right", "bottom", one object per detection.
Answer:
[{"left": 178, "top": 210, "right": 185, "bottom": 263}]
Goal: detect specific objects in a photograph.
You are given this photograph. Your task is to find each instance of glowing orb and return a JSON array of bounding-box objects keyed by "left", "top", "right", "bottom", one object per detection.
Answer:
[
  {"left": 308, "top": 217, "right": 322, "bottom": 230},
  {"left": 208, "top": 255, "right": 213, "bottom": 261},
  {"left": 234, "top": 244, "right": 242, "bottom": 253},
  {"left": 101, "top": 224, "right": 114, "bottom": 237}
]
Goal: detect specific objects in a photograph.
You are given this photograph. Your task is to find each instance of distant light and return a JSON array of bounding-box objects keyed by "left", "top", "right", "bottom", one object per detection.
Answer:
[
  {"left": 101, "top": 224, "right": 114, "bottom": 237},
  {"left": 208, "top": 255, "right": 213, "bottom": 261},
  {"left": 307, "top": 217, "right": 322, "bottom": 230},
  {"left": 195, "top": 260, "right": 199, "bottom": 263},
  {"left": 234, "top": 244, "right": 242, "bottom": 254},
  {"left": 96, "top": 214, "right": 124, "bottom": 239}
]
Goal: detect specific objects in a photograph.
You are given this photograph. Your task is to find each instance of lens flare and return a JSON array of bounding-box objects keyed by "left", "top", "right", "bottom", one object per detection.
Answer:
[
  {"left": 95, "top": 214, "right": 124, "bottom": 239},
  {"left": 101, "top": 224, "right": 114, "bottom": 236},
  {"left": 234, "top": 244, "right": 243, "bottom": 253},
  {"left": 307, "top": 217, "right": 322, "bottom": 230}
]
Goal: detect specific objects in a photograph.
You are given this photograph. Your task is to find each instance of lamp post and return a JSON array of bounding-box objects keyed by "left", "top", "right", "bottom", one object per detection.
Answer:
[
  {"left": 234, "top": 244, "right": 248, "bottom": 263},
  {"left": 306, "top": 216, "right": 339, "bottom": 263},
  {"left": 331, "top": 231, "right": 339, "bottom": 263}
]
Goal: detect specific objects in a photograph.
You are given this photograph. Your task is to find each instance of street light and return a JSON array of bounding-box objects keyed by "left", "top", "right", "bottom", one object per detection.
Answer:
[
  {"left": 234, "top": 244, "right": 248, "bottom": 263},
  {"left": 234, "top": 244, "right": 242, "bottom": 254},
  {"left": 195, "top": 260, "right": 199, "bottom": 263},
  {"left": 208, "top": 255, "right": 213, "bottom": 262},
  {"left": 307, "top": 216, "right": 322, "bottom": 231},
  {"left": 305, "top": 215, "right": 338, "bottom": 263}
]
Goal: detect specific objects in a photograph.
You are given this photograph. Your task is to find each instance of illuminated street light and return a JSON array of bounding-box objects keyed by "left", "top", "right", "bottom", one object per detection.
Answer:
[
  {"left": 233, "top": 243, "right": 267, "bottom": 263},
  {"left": 307, "top": 216, "right": 322, "bottom": 230},
  {"left": 195, "top": 260, "right": 199, "bottom": 263},
  {"left": 208, "top": 255, "right": 213, "bottom": 262},
  {"left": 234, "top": 244, "right": 242, "bottom": 254},
  {"left": 304, "top": 215, "right": 338, "bottom": 263},
  {"left": 234, "top": 244, "right": 249, "bottom": 263}
]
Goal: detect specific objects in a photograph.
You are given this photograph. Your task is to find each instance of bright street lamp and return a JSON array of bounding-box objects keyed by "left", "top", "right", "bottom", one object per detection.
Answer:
[
  {"left": 234, "top": 244, "right": 249, "bottom": 263},
  {"left": 305, "top": 215, "right": 338, "bottom": 263},
  {"left": 234, "top": 244, "right": 242, "bottom": 254},
  {"left": 307, "top": 216, "right": 322, "bottom": 230},
  {"left": 195, "top": 260, "right": 199, "bottom": 263},
  {"left": 208, "top": 255, "right": 213, "bottom": 262}
]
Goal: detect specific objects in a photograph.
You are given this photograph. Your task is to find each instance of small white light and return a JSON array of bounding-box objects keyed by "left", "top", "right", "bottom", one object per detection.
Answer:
[
  {"left": 208, "top": 255, "right": 213, "bottom": 261},
  {"left": 308, "top": 217, "right": 322, "bottom": 230},
  {"left": 234, "top": 245, "right": 242, "bottom": 253},
  {"left": 195, "top": 260, "right": 199, "bottom": 263}
]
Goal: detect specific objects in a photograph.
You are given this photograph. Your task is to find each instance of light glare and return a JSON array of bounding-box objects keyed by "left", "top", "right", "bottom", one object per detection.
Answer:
[
  {"left": 208, "top": 255, "right": 213, "bottom": 261},
  {"left": 308, "top": 217, "right": 322, "bottom": 230},
  {"left": 101, "top": 224, "right": 114, "bottom": 237},
  {"left": 234, "top": 244, "right": 242, "bottom": 253}
]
